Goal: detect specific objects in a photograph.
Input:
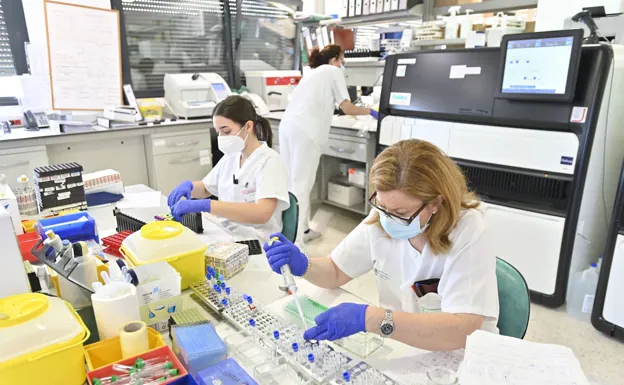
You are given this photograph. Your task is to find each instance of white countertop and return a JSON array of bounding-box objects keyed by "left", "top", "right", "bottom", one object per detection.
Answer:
[
  {"left": 0, "top": 118, "right": 212, "bottom": 144},
  {"left": 267, "top": 111, "right": 378, "bottom": 133},
  {"left": 86, "top": 185, "right": 452, "bottom": 384}
]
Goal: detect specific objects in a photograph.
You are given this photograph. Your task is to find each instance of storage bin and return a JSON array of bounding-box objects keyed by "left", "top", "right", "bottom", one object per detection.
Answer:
[
  {"left": 348, "top": 167, "right": 367, "bottom": 187},
  {"left": 328, "top": 181, "right": 364, "bottom": 207},
  {"left": 0, "top": 293, "right": 90, "bottom": 385},
  {"left": 84, "top": 327, "right": 166, "bottom": 371},
  {"left": 120, "top": 221, "right": 207, "bottom": 289},
  {"left": 36, "top": 211, "right": 99, "bottom": 243},
  {"left": 87, "top": 345, "right": 187, "bottom": 385},
  {"left": 196, "top": 358, "right": 257, "bottom": 385}
]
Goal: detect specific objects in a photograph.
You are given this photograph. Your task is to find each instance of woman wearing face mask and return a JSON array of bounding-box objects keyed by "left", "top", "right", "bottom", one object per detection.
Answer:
[
  {"left": 168, "top": 95, "right": 289, "bottom": 240},
  {"left": 279, "top": 44, "right": 377, "bottom": 244},
  {"left": 264, "top": 140, "right": 499, "bottom": 351}
]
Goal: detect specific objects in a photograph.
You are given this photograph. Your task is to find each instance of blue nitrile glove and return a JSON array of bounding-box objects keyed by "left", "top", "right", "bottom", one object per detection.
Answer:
[
  {"left": 303, "top": 303, "right": 369, "bottom": 341},
  {"left": 369, "top": 109, "right": 379, "bottom": 119},
  {"left": 168, "top": 180, "right": 194, "bottom": 207},
  {"left": 263, "top": 233, "right": 309, "bottom": 276},
  {"left": 171, "top": 199, "right": 211, "bottom": 221}
]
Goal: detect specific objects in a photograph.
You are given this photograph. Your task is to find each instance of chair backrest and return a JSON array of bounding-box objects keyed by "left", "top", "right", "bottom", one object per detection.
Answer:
[
  {"left": 281, "top": 192, "right": 299, "bottom": 243},
  {"left": 496, "top": 257, "right": 531, "bottom": 339}
]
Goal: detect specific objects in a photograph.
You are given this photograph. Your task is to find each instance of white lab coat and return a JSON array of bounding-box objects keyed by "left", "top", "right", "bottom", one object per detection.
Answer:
[
  {"left": 279, "top": 65, "right": 351, "bottom": 237},
  {"left": 202, "top": 143, "right": 290, "bottom": 241},
  {"left": 331, "top": 207, "right": 500, "bottom": 334}
]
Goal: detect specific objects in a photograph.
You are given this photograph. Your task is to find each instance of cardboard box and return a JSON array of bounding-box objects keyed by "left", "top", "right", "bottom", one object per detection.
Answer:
[
  {"left": 133, "top": 262, "right": 183, "bottom": 326},
  {"left": 0, "top": 184, "right": 23, "bottom": 235},
  {"left": 348, "top": 168, "right": 367, "bottom": 187},
  {"left": 328, "top": 182, "right": 364, "bottom": 207}
]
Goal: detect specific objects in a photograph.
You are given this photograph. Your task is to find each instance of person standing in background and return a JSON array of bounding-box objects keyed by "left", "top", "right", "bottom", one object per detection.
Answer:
[{"left": 279, "top": 44, "right": 378, "bottom": 245}]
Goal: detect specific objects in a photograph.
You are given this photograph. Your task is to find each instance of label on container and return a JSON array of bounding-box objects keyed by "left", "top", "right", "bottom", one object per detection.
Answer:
[
  {"left": 396, "top": 65, "right": 407, "bottom": 77},
  {"left": 571, "top": 106, "right": 588, "bottom": 123},
  {"left": 582, "top": 294, "right": 595, "bottom": 314}
]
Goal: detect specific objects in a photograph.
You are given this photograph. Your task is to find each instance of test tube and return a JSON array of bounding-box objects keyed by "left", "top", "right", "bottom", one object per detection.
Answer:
[
  {"left": 221, "top": 298, "right": 228, "bottom": 308},
  {"left": 343, "top": 372, "right": 351, "bottom": 383},
  {"left": 272, "top": 331, "right": 280, "bottom": 358}
]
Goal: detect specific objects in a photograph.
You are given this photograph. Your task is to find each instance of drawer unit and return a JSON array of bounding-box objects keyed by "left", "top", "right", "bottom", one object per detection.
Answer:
[
  {"left": 323, "top": 130, "right": 369, "bottom": 163},
  {"left": 151, "top": 150, "right": 213, "bottom": 194},
  {"left": 151, "top": 130, "right": 211, "bottom": 156},
  {"left": 0, "top": 146, "right": 48, "bottom": 191}
]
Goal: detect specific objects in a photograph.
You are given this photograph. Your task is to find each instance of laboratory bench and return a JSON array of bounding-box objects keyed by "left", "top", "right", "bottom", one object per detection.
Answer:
[
  {"left": 267, "top": 112, "right": 378, "bottom": 217},
  {"left": 0, "top": 119, "right": 215, "bottom": 195},
  {"left": 81, "top": 186, "right": 459, "bottom": 384}
]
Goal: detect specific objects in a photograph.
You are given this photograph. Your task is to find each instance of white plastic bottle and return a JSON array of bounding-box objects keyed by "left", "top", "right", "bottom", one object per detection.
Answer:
[
  {"left": 444, "top": 6, "right": 461, "bottom": 40},
  {"left": 460, "top": 9, "right": 474, "bottom": 39},
  {"left": 566, "top": 263, "right": 599, "bottom": 322}
]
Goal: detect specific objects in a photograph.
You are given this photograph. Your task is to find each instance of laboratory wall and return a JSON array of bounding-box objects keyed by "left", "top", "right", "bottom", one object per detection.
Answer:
[{"left": 536, "top": 0, "right": 624, "bottom": 31}]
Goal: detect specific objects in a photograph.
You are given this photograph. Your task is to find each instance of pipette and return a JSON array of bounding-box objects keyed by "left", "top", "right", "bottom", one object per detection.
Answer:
[{"left": 268, "top": 236, "right": 307, "bottom": 329}]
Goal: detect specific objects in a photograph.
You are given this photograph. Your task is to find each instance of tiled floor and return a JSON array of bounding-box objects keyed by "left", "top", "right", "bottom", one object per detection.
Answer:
[{"left": 304, "top": 204, "right": 624, "bottom": 385}]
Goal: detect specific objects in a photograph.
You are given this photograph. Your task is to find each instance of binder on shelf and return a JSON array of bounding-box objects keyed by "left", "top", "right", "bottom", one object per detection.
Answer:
[
  {"left": 348, "top": 0, "right": 355, "bottom": 17},
  {"left": 383, "top": 0, "right": 392, "bottom": 13},
  {"left": 391, "top": 0, "right": 399, "bottom": 11},
  {"left": 370, "top": 0, "right": 377, "bottom": 14},
  {"left": 341, "top": 0, "right": 349, "bottom": 17},
  {"left": 363, "top": 0, "right": 370, "bottom": 15},
  {"left": 355, "top": 0, "right": 362, "bottom": 16},
  {"left": 377, "top": 0, "right": 384, "bottom": 14}
]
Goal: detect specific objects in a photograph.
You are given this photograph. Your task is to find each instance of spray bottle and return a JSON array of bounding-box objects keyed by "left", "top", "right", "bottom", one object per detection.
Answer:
[
  {"left": 444, "top": 6, "right": 461, "bottom": 40},
  {"left": 460, "top": 9, "right": 474, "bottom": 39}
]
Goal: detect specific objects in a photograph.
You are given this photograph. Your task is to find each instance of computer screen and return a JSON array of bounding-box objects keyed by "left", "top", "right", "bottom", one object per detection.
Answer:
[
  {"left": 501, "top": 36, "right": 575, "bottom": 95},
  {"left": 212, "top": 83, "right": 226, "bottom": 91}
]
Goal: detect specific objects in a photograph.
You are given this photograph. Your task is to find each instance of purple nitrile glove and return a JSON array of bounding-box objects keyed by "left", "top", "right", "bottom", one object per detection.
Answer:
[
  {"left": 369, "top": 109, "right": 379, "bottom": 119},
  {"left": 167, "top": 180, "right": 193, "bottom": 207},
  {"left": 303, "top": 303, "right": 369, "bottom": 341},
  {"left": 263, "top": 232, "right": 309, "bottom": 276},
  {"left": 171, "top": 199, "right": 211, "bottom": 221}
]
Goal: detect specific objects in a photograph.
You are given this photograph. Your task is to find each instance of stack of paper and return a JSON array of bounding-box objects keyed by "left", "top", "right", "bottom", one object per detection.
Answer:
[{"left": 460, "top": 330, "right": 589, "bottom": 385}]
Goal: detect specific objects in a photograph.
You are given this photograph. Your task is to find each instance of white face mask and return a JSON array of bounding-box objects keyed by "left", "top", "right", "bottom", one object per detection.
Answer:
[
  {"left": 217, "top": 128, "right": 249, "bottom": 155},
  {"left": 340, "top": 64, "right": 346, "bottom": 72}
]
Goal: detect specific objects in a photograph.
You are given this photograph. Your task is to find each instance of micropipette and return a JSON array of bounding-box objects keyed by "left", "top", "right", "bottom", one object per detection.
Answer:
[{"left": 268, "top": 236, "right": 307, "bottom": 328}]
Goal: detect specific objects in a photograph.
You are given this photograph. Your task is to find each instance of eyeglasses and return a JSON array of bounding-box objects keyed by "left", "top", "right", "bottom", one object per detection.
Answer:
[{"left": 368, "top": 191, "right": 427, "bottom": 226}]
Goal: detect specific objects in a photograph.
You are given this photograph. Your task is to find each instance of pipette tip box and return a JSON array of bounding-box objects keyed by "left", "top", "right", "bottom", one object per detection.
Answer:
[{"left": 172, "top": 322, "right": 227, "bottom": 379}]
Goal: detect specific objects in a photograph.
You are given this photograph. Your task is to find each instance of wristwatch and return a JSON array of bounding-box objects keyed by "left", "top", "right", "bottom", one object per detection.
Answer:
[{"left": 380, "top": 309, "right": 394, "bottom": 337}]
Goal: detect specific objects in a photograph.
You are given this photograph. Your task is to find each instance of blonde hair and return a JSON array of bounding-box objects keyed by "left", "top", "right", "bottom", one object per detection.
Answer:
[{"left": 367, "top": 139, "right": 479, "bottom": 254}]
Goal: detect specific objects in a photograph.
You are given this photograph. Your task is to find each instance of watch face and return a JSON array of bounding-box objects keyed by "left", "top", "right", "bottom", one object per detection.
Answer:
[{"left": 381, "top": 323, "right": 394, "bottom": 336}]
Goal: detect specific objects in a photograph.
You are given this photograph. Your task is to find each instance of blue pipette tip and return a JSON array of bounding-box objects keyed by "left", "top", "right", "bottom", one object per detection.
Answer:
[
  {"left": 273, "top": 331, "right": 280, "bottom": 340},
  {"left": 343, "top": 372, "right": 351, "bottom": 382},
  {"left": 225, "top": 287, "right": 231, "bottom": 295},
  {"left": 307, "top": 353, "right": 315, "bottom": 363},
  {"left": 292, "top": 343, "right": 299, "bottom": 352},
  {"left": 249, "top": 319, "right": 256, "bottom": 327}
]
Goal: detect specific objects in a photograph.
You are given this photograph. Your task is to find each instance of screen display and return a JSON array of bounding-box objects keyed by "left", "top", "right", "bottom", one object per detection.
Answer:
[
  {"left": 501, "top": 36, "right": 575, "bottom": 95},
  {"left": 212, "top": 83, "right": 226, "bottom": 91}
]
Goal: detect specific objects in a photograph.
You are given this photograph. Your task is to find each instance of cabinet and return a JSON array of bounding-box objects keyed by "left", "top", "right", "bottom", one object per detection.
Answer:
[
  {"left": 146, "top": 129, "right": 212, "bottom": 194},
  {"left": 0, "top": 146, "right": 48, "bottom": 190}
]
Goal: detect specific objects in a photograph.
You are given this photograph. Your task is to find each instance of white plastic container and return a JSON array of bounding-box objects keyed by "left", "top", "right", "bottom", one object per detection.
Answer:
[
  {"left": 566, "top": 263, "right": 599, "bottom": 322},
  {"left": 328, "top": 182, "right": 364, "bottom": 207},
  {"left": 460, "top": 9, "right": 474, "bottom": 39},
  {"left": 444, "top": 6, "right": 461, "bottom": 40},
  {"left": 348, "top": 168, "right": 367, "bottom": 187}
]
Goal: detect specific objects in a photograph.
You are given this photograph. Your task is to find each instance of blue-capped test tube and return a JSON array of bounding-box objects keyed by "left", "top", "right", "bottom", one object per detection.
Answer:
[
  {"left": 220, "top": 282, "right": 226, "bottom": 289},
  {"left": 272, "top": 331, "right": 280, "bottom": 357},
  {"left": 221, "top": 298, "right": 228, "bottom": 308},
  {"left": 225, "top": 287, "right": 231, "bottom": 296},
  {"left": 343, "top": 372, "right": 351, "bottom": 383}
]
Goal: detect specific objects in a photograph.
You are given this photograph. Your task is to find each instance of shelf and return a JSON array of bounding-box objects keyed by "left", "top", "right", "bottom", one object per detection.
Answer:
[
  {"left": 410, "top": 37, "right": 465, "bottom": 47},
  {"left": 337, "top": 5, "right": 425, "bottom": 28},
  {"left": 330, "top": 176, "right": 367, "bottom": 190},
  {"left": 433, "top": 0, "right": 538, "bottom": 16},
  {"left": 323, "top": 200, "right": 368, "bottom": 216}
]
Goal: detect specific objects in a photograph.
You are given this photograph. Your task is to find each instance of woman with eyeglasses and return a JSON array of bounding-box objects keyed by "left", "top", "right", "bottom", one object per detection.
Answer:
[{"left": 264, "top": 139, "right": 499, "bottom": 351}]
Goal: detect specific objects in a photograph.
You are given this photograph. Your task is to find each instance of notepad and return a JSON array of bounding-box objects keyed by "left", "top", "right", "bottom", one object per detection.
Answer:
[{"left": 460, "top": 330, "right": 589, "bottom": 385}]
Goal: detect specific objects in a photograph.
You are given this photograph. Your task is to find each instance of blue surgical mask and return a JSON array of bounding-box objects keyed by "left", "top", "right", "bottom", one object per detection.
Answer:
[{"left": 378, "top": 210, "right": 430, "bottom": 240}]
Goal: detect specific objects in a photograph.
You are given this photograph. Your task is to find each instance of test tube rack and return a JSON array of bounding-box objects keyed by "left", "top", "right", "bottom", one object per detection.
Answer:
[
  {"left": 190, "top": 276, "right": 400, "bottom": 385},
  {"left": 113, "top": 208, "right": 147, "bottom": 232},
  {"left": 329, "top": 362, "right": 398, "bottom": 385},
  {"left": 155, "top": 212, "right": 204, "bottom": 234}
]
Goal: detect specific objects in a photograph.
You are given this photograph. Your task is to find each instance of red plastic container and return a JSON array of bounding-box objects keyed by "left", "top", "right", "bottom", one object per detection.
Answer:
[
  {"left": 87, "top": 346, "right": 187, "bottom": 385},
  {"left": 101, "top": 230, "right": 133, "bottom": 257},
  {"left": 18, "top": 232, "right": 42, "bottom": 263}
]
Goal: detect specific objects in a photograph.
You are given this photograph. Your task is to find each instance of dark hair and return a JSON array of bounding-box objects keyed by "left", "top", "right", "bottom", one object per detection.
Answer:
[
  {"left": 213, "top": 95, "right": 272, "bottom": 147},
  {"left": 308, "top": 44, "right": 343, "bottom": 69}
]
